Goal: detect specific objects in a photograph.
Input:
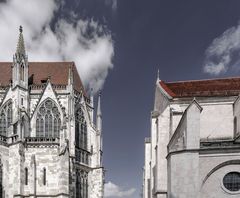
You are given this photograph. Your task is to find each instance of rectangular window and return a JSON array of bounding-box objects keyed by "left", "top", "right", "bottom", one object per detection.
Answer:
[
  {"left": 43, "top": 168, "right": 46, "bottom": 185},
  {"left": 25, "top": 168, "right": 28, "bottom": 185}
]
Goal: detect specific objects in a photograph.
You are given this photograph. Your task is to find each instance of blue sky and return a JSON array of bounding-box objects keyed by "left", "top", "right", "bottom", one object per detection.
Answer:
[{"left": 1, "top": 0, "right": 240, "bottom": 197}]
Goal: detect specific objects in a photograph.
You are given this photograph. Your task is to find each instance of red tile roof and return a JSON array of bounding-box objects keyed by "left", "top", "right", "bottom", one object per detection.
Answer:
[
  {"left": 159, "top": 77, "right": 240, "bottom": 98},
  {"left": 0, "top": 62, "right": 86, "bottom": 94}
]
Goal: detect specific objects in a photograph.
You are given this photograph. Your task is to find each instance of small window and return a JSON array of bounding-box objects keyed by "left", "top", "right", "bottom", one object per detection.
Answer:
[
  {"left": 43, "top": 168, "right": 46, "bottom": 185},
  {"left": 234, "top": 117, "right": 237, "bottom": 135},
  {"left": 21, "top": 98, "right": 24, "bottom": 106},
  {"left": 223, "top": 172, "right": 240, "bottom": 192},
  {"left": 25, "top": 168, "right": 28, "bottom": 185}
]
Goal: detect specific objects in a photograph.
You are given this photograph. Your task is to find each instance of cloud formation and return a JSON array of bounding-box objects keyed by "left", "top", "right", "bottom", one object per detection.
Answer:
[
  {"left": 203, "top": 22, "right": 240, "bottom": 75},
  {"left": 105, "top": 0, "right": 118, "bottom": 11},
  {"left": 0, "top": 0, "right": 114, "bottom": 93},
  {"left": 105, "top": 181, "right": 136, "bottom": 198}
]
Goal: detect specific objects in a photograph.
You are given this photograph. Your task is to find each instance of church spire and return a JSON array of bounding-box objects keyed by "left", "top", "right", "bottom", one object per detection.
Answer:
[{"left": 16, "top": 26, "right": 26, "bottom": 57}]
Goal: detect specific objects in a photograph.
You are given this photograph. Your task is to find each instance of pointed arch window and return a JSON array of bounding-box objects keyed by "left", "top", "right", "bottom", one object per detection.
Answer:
[
  {"left": 76, "top": 170, "right": 88, "bottom": 198},
  {"left": 36, "top": 99, "right": 61, "bottom": 138},
  {"left": 75, "top": 108, "right": 87, "bottom": 149},
  {"left": 0, "top": 100, "right": 12, "bottom": 136}
]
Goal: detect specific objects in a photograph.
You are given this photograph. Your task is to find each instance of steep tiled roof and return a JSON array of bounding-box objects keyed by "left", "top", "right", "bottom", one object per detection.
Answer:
[
  {"left": 0, "top": 62, "right": 86, "bottom": 94},
  {"left": 159, "top": 77, "right": 240, "bottom": 98}
]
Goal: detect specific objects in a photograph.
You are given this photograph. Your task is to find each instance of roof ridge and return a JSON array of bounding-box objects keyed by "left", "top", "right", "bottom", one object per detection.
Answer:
[{"left": 165, "top": 76, "right": 240, "bottom": 84}]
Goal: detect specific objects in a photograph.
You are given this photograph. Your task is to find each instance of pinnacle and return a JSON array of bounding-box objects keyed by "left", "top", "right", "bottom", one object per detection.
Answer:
[{"left": 16, "top": 25, "right": 26, "bottom": 56}]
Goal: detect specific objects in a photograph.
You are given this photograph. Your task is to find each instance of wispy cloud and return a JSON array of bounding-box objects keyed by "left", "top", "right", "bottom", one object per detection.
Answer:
[
  {"left": 0, "top": 0, "right": 114, "bottom": 93},
  {"left": 105, "top": 181, "right": 136, "bottom": 198},
  {"left": 105, "top": 0, "right": 118, "bottom": 11},
  {"left": 203, "top": 22, "right": 240, "bottom": 75}
]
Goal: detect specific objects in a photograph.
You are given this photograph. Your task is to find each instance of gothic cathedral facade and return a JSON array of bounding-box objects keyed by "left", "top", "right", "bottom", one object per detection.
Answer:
[{"left": 0, "top": 27, "right": 104, "bottom": 198}]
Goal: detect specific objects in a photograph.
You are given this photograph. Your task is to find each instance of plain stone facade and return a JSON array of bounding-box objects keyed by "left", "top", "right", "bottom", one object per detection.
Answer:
[
  {"left": 143, "top": 76, "right": 240, "bottom": 198},
  {"left": 0, "top": 28, "right": 104, "bottom": 198}
]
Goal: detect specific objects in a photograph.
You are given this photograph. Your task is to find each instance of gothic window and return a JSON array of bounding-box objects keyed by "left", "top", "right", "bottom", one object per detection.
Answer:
[
  {"left": 36, "top": 99, "right": 61, "bottom": 138},
  {"left": 223, "top": 172, "right": 240, "bottom": 192},
  {"left": 0, "top": 100, "right": 12, "bottom": 136},
  {"left": 75, "top": 108, "right": 87, "bottom": 149},
  {"left": 76, "top": 170, "right": 88, "bottom": 198},
  {"left": 25, "top": 168, "right": 28, "bottom": 185}
]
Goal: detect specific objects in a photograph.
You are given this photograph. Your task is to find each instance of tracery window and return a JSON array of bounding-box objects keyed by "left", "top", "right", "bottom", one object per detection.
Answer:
[
  {"left": 76, "top": 169, "right": 88, "bottom": 198},
  {"left": 0, "top": 100, "right": 12, "bottom": 136},
  {"left": 75, "top": 108, "right": 87, "bottom": 149},
  {"left": 36, "top": 99, "right": 61, "bottom": 138}
]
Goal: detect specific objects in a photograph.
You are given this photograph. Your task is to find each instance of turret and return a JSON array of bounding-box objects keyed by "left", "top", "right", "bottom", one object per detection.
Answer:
[{"left": 12, "top": 26, "right": 28, "bottom": 89}]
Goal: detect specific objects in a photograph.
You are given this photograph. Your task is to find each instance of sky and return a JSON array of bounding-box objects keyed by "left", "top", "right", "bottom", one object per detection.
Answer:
[{"left": 1, "top": 0, "right": 240, "bottom": 197}]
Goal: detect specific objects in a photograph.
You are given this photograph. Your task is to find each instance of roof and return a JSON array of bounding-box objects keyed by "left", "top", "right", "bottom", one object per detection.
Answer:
[
  {"left": 0, "top": 62, "right": 86, "bottom": 95},
  {"left": 159, "top": 77, "right": 240, "bottom": 98}
]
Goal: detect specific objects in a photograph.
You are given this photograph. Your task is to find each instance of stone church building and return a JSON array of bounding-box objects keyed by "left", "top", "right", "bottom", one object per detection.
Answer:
[
  {"left": 143, "top": 74, "right": 240, "bottom": 198},
  {"left": 0, "top": 27, "right": 104, "bottom": 198}
]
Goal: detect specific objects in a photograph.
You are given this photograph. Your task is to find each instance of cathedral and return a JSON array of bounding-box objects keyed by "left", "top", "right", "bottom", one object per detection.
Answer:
[
  {"left": 0, "top": 27, "right": 104, "bottom": 198},
  {"left": 143, "top": 74, "right": 240, "bottom": 198}
]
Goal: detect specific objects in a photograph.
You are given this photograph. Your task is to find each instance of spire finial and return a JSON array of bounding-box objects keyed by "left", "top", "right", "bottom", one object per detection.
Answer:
[
  {"left": 19, "top": 25, "right": 23, "bottom": 33},
  {"left": 16, "top": 25, "right": 26, "bottom": 56},
  {"left": 157, "top": 69, "right": 160, "bottom": 81}
]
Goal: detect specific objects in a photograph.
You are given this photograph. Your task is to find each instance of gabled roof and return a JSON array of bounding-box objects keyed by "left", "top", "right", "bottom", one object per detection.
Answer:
[
  {"left": 159, "top": 77, "right": 240, "bottom": 98},
  {"left": 0, "top": 62, "right": 86, "bottom": 95}
]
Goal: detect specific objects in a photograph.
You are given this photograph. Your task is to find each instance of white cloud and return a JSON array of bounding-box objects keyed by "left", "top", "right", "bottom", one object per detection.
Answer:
[
  {"left": 203, "top": 22, "right": 240, "bottom": 75},
  {"left": 0, "top": 0, "right": 114, "bottom": 93},
  {"left": 105, "top": 181, "right": 136, "bottom": 198},
  {"left": 105, "top": 0, "right": 117, "bottom": 11}
]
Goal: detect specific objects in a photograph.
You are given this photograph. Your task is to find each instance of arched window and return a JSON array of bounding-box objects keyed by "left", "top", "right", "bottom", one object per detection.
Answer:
[
  {"left": 0, "top": 100, "right": 12, "bottom": 136},
  {"left": 76, "top": 170, "right": 88, "bottom": 198},
  {"left": 75, "top": 108, "right": 87, "bottom": 149},
  {"left": 36, "top": 99, "right": 61, "bottom": 138}
]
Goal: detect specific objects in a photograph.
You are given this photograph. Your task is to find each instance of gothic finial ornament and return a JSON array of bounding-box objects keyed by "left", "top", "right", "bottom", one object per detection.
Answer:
[
  {"left": 16, "top": 25, "right": 26, "bottom": 57},
  {"left": 157, "top": 69, "right": 160, "bottom": 81},
  {"left": 19, "top": 25, "right": 23, "bottom": 33}
]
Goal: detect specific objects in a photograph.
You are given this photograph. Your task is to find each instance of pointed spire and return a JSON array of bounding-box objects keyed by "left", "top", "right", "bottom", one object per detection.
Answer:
[
  {"left": 90, "top": 88, "right": 94, "bottom": 122},
  {"left": 16, "top": 26, "right": 26, "bottom": 57},
  {"left": 96, "top": 91, "right": 102, "bottom": 131},
  {"left": 157, "top": 69, "right": 160, "bottom": 81},
  {"left": 97, "top": 91, "right": 102, "bottom": 117}
]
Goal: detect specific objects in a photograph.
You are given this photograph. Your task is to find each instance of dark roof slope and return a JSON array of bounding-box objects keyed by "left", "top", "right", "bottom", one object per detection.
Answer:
[
  {"left": 160, "top": 77, "right": 240, "bottom": 98},
  {"left": 0, "top": 62, "right": 85, "bottom": 94}
]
